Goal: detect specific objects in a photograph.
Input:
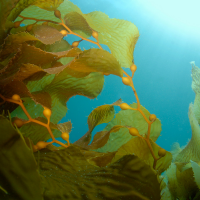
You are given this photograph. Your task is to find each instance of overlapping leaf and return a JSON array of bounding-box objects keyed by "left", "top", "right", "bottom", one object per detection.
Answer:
[
  {"left": 0, "top": 115, "right": 42, "bottom": 200},
  {"left": 34, "top": 146, "right": 161, "bottom": 200},
  {"left": 17, "top": 0, "right": 139, "bottom": 68}
]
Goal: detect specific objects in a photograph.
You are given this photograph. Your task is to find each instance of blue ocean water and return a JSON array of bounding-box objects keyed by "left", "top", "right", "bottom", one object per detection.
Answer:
[{"left": 58, "top": 0, "right": 200, "bottom": 151}]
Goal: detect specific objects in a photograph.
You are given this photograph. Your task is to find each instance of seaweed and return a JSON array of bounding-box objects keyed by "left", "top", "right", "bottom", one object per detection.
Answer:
[{"left": 0, "top": 0, "right": 184, "bottom": 199}]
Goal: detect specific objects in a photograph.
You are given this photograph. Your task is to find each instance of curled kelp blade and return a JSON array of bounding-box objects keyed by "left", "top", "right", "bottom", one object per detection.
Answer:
[
  {"left": 35, "top": 145, "right": 161, "bottom": 200},
  {"left": 74, "top": 101, "right": 121, "bottom": 148},
  {"left": 0, "top": 115, "right": 42, "bottom": 200}
]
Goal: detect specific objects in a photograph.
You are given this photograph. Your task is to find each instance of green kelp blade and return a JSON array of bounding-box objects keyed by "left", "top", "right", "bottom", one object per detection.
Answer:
[
  {"left": 64, "top": 11, "right": 93, "bottom": 37},
  {"left": 112, "top": 137, "right": 172, "bottom": 174},
  {"left": 95, "top": 103, "right": 162, "bottom": 153},
  {"left": 44, "top": 72, "right": 105, "bottom": 124},
  {"left": 68, "top": 48, "right": 123, "bottom": 77},
  {"left": 35, "top": 145, "right": 160, "bottom": 200},
  {"left": 74, "top": 103, "right": 116, "bottom": 148},
  {"left": 0, "top": 115, "right": 42, "bottom": 200}
]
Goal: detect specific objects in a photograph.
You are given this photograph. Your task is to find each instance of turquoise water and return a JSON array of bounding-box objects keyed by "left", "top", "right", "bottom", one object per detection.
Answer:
[{"left": 58, "top": 0, "right": 200, "bottom": 151}]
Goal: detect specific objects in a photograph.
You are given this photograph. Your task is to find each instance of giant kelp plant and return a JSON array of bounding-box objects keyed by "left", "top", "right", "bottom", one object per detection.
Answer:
[{"left": 0, "top": 0, "right": 199, "bottom": 200}]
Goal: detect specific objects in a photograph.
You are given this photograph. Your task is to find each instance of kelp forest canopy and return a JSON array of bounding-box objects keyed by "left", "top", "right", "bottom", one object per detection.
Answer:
[{"left": 0, "top": 0, "right": 200, "bottom": 200}]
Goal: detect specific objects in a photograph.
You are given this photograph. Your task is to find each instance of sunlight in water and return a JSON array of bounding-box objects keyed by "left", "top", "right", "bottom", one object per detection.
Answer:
[{"left": 137, "top": 0, "right": 200, "bottom": 37}]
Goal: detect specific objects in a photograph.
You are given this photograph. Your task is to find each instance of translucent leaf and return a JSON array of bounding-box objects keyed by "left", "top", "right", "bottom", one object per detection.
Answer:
[
  {"left": 68, "top": 49, "right": 123, "bottom": 77},
  {"left": 64, "top": 11, "right": 93, "bottom": 37},
  {"left": 35, "top": 146, "right": 161, "bottom": 199},
  {"left": 95, "top": 103, "right": 162, "bottom": 153},
  {"left": 85, "top": 11, "right": 139, "bottom": 67},
  {"left": 0, "top": 115, "right": 42, "bottom": 200}
]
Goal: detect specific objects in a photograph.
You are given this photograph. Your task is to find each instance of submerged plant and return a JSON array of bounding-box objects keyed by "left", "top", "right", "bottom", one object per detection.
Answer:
[{"left": 0, "top": 0, "right": 174, "bottom": 199}]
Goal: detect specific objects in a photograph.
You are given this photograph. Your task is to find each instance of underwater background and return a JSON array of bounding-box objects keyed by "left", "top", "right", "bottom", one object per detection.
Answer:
[
  {"left": 60, "top": 0, "right": 200, "bottom": 151},
  {"left": 2, "top": 0, "right": 200, "bottom": 199}
]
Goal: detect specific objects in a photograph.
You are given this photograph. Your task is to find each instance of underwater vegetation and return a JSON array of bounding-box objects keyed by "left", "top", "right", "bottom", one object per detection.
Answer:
[{"left": 0, "top": 0, "right": 199, "bottom": 199}]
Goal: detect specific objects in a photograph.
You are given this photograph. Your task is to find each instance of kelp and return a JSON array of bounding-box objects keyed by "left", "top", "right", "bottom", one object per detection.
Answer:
[
  {"left": 35, "top": 146, "right": 161, "bottom": 200},
  {"left": 0, "top": 115, "right": 42, "bottom": 200},
  {"left": 16, "top": 0, "right": 139, "bottom": 67},
  {"left": 95, "top": 103, "right": 162, "bottom": 153},
  {"left": 0, "top": 0, "right": 174, "bottom": 199},
  {"left": 74, "top": 99, "right": 121, "bottom": 148}
]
